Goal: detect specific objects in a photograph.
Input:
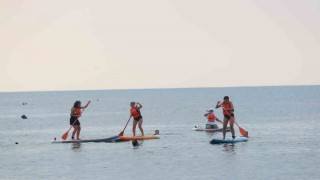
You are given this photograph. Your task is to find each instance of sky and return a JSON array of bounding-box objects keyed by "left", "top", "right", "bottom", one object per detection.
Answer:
[{"left": 1, "top": 0, "right": 319, "bottom": 92}]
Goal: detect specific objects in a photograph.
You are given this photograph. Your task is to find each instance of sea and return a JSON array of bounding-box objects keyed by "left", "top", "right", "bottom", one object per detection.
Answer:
[{"left": 0, "top": 86, "right": 319, "bottom": 180}]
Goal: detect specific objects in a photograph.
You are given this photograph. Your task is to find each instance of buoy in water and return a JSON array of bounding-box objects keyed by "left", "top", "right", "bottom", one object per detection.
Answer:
[
  {"left": 21, "top": 115, "right": 28, "bottom": 119},
  {"left": 15, "top": 142, "right": 19, "bottom": 144}
]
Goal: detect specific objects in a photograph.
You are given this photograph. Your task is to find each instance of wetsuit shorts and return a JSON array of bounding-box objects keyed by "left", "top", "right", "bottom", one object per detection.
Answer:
[
  {"left": 134, "top": 115, "right": 143, "bottom": 121},
  {"left": 70, "top": 116, "right": 80, "bottom": 125},
  {"left": 224, "top": 113, "right": 234, "bottom": 120}
]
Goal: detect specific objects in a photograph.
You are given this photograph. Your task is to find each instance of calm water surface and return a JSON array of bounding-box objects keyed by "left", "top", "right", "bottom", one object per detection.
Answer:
[{"left": 0, "top": 86, "right": 319, "bottom": 179}]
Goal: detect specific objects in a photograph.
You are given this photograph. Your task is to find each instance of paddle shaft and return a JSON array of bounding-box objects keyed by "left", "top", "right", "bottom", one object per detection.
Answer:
[
  {"left": 220, "top": 106, "right": 237, "bottom": 124},
  {"left": 70, "top": 101, "right": 90, "bottom": 126},
  {"left": 68, "top": 115, "right": 81, "bottom": 130},
  {"left": 119, "top": 116, "right": 131, "bottom": 136},
  {"left": 221, "top": 105, "right": 248, "bottom": 137},
  {"left": 221, "top": 107, "right": 238, "bottom": 125},
  {"left": 123, "top": 116, "right": 131, "bottom": 131},
  {"left": 221, "top": 106, "right": 233, "bottom": 118},
  {"left": 61, "top": 105, "right": 89, "bottom": 140},
  {"left": 71, "top": 107, "right": 86, "bottom": 126}
]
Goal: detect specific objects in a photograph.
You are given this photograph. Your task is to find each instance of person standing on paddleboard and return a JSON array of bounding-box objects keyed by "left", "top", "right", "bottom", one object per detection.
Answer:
[
  {"left": 130, "top": 102, "right": 144, "bottom": 137},
  {"left": 70, "top": 100, "right": 90, "bottom": 140},
  {"left": 216, "top": 96, "right": 235, "bottom": 139},
  {"left": 204, "top": 109, "right": 222, "bottom": 129}
]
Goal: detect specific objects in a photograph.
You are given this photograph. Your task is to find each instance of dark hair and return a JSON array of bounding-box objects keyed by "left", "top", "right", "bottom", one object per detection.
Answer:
[
  {"left": 73, "top": 101, "right": 81, "bottom": 108},
  {"left": 130, "top": 101, "right": 135, "bottom": 106},
  {"left": 224, "top": 96, "right": 229, "bottom": 100}
]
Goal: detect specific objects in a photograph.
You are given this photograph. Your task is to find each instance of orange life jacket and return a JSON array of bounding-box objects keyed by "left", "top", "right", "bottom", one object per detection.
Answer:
[
  {"left": 222, "top": 101, "right": 233, "bottom": 115},
  {"left": 71, "top": 108, "right": 81, "bottom": 117},
  {"left": 208, "top": 113, "right": 216, "bottom": 122},
  {"left": 130, "top": 107, "right": 140, "bottom": 118}
]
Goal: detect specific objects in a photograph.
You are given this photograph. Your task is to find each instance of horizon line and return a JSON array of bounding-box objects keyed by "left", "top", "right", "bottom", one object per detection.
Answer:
[{"left": 0, "top": 84, "right": 319, "bottom": 94}]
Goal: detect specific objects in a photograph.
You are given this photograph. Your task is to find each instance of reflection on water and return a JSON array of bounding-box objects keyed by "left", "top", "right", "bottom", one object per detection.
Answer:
[
  {"left": 138, "top": 140, "right": 143, "bottom": 146},
  {"left": 205, "top": 132, "right": 215, "bottom": 138},
  {"left": 132, "top": 140, "right": 144, "bottom": 149},
  {"left": 223, "top": 144, "right": 236, "bottom": 153},
  {"left": 71, "top": 143, "right": 82, "bottom": 150}
]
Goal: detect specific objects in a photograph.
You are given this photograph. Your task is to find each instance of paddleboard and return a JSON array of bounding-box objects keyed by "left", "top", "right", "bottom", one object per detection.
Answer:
[
  {"left": 51, "top": 135, "right": 120, "bottom": 143},
  {"left": 119, "top": 135, "right": 159, "bottom": 141},
  {"left": 193, "top": 126, "right": 231, "bottom": 132},
  {"left": 210, "top": 137, "right": 248, "bottom": 144}
]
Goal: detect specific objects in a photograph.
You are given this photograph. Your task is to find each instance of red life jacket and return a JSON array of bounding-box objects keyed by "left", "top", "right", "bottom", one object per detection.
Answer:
[
  {"left": 130, "top": 107, "right": 140, "bottom": 118},
  {"left": 222, "top": 101, "right": 233, "bottom": 115},
  {"left": 71, "top": 108, "right": 81, "bottom": 116},
  {"left": 208, "top": 113, "right": 216, "bottom": 122}
]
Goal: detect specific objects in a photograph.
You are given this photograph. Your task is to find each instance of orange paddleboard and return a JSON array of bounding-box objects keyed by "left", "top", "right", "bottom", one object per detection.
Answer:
[{"left": 119, "top": 135, "right": 159, "bottom": 141}]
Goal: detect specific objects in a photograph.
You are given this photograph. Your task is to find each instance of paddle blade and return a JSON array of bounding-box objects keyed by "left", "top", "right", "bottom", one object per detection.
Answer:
[
  {"left": 234, "top": 120, "right": 248, "bottom": 137},
  {"left": 239, "top": 127, "right": 248, "bottom": 137},
  {"left": 118, "top": 131, "right": 124, "bottom": 136},
  {"left": 61, "top": 131, "right": 69, "bottom": 140}
]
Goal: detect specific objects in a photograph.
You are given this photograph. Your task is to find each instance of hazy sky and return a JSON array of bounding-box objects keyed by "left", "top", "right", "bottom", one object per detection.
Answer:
[{"left": 1, "top": 0, "right": 319, "bottom": 92}]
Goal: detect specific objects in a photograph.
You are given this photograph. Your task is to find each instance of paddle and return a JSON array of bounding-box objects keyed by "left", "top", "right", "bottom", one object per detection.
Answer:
[
  {"left": 118, "top": 116, "right": 131, "bottom": 136},
  {"left": 221, "top": 106, "right": 248, "bottom": 137},
  {"left": 61, "top": 103, "right": 89, "bottom": 140},
  {"left": 234, "top": 120, "right": 248, "bottom": 137}
]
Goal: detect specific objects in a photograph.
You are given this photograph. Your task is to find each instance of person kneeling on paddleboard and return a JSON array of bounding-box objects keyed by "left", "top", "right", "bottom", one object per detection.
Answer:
[
  {"left": 216, "top": 96, "right": 236, "bottom": 139},
  {"left": 70, "top": 100, "right": 90, "bottom": 140},
  {"left": 204, "top": 109, "right": 222, "bottom": 129},
  {"left": 130, "top": 102, "right": 144, "bottom": 137}
]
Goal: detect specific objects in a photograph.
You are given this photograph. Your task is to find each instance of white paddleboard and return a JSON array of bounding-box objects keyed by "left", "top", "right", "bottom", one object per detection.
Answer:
[{"left": 192, "top": 126, "right": 231, "bottom": 132}]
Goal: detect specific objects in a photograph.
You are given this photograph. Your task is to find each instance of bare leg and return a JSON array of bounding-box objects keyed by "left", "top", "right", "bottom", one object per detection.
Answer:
[
  {"left": 230, "top": 117, "right": 235, "bottom": 138},
  {"left": 76, "top": 125, "right": 81, "bottom": 140},
  {"left": 138, "top": 118, "right": 144, "bottom": 136},
  {"left": 71, "top": 126, "right": 76, "bottom": 139},
  {"left": 132, "top": 120, "right": 138, "bottom": 136},
  {"left": 222, "top": 117, "right": 229, "bottom": 139}
]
